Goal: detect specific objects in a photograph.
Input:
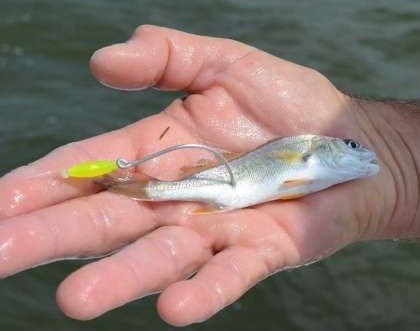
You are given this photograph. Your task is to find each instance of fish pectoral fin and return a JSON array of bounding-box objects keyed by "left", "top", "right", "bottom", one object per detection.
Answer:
[
  {"left": 191, "top": 204, "right": 225, "bottom": 215},
  {"left": 282, "top": 178, "right": 312, "bottom": 186},
  {"left": 278, "top": 178, "right": 312, "bottom": 200}
]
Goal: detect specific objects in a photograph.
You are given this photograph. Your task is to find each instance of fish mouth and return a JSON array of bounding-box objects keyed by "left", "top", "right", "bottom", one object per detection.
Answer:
[
  {"left": 366, "top": 151, "right": 378, "bottom": 165},
  {"left": 366, "top": 157, "right": 380, "bottom": 175}
]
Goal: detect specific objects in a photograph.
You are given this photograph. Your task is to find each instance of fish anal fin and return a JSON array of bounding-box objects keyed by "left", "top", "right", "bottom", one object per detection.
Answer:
[
  {"left": 191, "top": 205, "right": 223, "bottom": 215},
  {"left": 277, "top": 193, "right": 306, "bottom": 201},
  {"left": 282, "top": 178, "right": 312, "bottom": 186}
]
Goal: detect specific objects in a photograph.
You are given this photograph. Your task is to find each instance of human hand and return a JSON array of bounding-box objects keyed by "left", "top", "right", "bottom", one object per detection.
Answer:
[{"left": 0, "top": 26, "right": 404, "bottom": 326}]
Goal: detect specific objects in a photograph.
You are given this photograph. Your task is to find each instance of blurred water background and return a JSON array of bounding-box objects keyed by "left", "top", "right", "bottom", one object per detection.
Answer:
[{"left": 1, "top": 0, "right": 420, "bottom": 330}]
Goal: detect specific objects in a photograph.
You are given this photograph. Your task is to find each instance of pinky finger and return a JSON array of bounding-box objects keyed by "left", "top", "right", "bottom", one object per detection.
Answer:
[{"left": 157, "top": 246, "right": 270, "bottom": 326}]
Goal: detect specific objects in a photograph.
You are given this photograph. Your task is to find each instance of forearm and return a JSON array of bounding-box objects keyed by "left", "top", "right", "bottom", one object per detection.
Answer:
[{"left": 352, "top": 98, "right": 420, "bottom": 239}]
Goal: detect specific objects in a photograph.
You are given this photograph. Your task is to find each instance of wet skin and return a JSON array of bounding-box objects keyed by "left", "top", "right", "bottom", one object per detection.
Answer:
[{"left": 0, "top": 26, "right": 412, "bottom": 326}]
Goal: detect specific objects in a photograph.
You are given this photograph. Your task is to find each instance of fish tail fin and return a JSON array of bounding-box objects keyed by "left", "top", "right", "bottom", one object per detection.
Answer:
[{"left": 95, "top": 175, "right": 152, "bottom": 200}]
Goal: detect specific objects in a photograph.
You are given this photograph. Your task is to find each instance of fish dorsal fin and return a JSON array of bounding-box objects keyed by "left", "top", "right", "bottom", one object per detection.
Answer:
[
  {"left": 179, "top": 160, "right": 219, "bottom": 177},
  {"left": 222, "top": 151, "right": 244, "bottom": 161},
  {"left": 178, "top": 151, "right": 243, "bottom": 178}
]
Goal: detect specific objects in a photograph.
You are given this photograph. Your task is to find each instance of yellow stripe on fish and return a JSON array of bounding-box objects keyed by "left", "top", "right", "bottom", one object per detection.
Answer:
[{"left": 270, "top": 149, "right": 305, "bottom": 164}]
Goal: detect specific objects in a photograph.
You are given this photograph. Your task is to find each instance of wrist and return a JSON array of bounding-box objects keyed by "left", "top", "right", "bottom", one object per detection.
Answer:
[{"left": 351, "top": 97, "right": 420, "bottom": 239}]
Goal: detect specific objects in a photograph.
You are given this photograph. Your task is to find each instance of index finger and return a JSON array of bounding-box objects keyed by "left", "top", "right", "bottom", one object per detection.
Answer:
[{"left": 90, "top": 25, "right": 252, "bottom": 91}]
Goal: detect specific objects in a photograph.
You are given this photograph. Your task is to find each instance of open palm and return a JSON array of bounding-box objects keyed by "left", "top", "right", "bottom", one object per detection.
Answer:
[{"left": 0, "top": 26, "right": 386, "bottom": 326}]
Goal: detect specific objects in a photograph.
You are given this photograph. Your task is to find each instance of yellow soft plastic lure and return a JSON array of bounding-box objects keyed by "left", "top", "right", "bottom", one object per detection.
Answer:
[{"left": 64, "top": 160, "right": 118, "bottom": 178}]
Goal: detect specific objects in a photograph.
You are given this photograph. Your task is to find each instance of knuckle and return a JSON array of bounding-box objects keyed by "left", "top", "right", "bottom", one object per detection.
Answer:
[
  {"left": 133, "top": 24, "right": 159, "bottom": 38},
  {"left": 76, "top": 197, "right": 112, "bottom": 254}
]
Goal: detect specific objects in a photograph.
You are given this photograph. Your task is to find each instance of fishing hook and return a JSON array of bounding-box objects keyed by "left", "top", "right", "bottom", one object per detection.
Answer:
[{"left": 116, "top": 143, "right": 237, "bottom": 187}]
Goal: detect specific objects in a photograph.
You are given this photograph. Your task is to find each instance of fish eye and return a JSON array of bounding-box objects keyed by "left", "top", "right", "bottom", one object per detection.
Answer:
[{"left": 343, "top": 139, "right": 360, "bottom": 149}]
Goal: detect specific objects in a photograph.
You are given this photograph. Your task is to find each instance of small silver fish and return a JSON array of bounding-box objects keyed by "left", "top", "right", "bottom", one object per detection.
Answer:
[{"left": 97, "top": 135, "right": 379, "bottom": 214}]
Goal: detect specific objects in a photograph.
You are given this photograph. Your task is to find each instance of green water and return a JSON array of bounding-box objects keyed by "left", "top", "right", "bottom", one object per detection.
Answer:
[{"left": 1, "top": 0, "right": 420, "bottom": 330}]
